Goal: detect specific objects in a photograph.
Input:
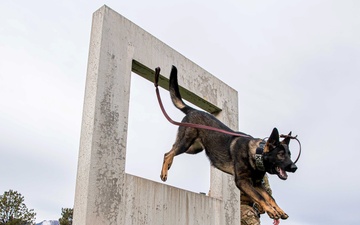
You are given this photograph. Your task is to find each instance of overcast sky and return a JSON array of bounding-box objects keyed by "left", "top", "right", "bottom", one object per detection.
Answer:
[{"left": 1, "top": 1, "right": 360, "bottom": 224}]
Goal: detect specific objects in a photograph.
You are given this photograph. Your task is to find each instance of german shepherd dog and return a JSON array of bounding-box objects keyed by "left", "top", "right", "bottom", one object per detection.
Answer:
[{"left": 160, "top": 66, "right": 298, "bottom": 221}]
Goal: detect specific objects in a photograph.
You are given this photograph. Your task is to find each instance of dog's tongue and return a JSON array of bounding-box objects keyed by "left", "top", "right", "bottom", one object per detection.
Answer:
[
  {"left": 276, "top": 167, "right": 288, "bottom": 180},
  {"left": 280, "top": 168, "right": 288, "bottom": 179},
  {"left": 273, "top": 219, "right": 280, "bottom": 225}
]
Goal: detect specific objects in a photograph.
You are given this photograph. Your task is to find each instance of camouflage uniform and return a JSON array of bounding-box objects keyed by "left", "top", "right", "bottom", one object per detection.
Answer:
[
  {"left": 241, "top": 204, "right": 261, "bottom": 225},
  {"left": 240, "top": 175, "right": 272, "bottom": 225}
]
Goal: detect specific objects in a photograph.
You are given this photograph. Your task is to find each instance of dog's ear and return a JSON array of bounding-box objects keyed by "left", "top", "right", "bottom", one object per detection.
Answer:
[
  {"left": 281, "top": 131, "right": 292, "bottom": 145},
  {"left": 264, "top": 128, "right": 280, "bottom": 152}
]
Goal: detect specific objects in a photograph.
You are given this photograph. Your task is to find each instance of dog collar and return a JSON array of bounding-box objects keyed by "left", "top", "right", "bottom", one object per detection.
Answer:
[{"left": 254, "top": 141, "right": 266, "bottom": 171}]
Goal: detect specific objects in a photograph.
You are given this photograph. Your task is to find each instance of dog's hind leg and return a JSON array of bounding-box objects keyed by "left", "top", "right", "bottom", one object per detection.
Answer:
[
  {"left": 160, "top": 129, "right": 201, "bottom": 182},
  {"left": 160, "top": 147, "right": 176, "bottom": 182},
  {"left": 184, "top": 138, "right": 204, "bottom": 154}
]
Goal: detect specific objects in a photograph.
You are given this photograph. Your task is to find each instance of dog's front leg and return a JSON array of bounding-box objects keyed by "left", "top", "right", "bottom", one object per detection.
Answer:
[
  {"left": 235, "top": 176, "right": 281, "bottom": 220},
  {"left": 255, "top": 185, "right": 288, "bottom": 219}
]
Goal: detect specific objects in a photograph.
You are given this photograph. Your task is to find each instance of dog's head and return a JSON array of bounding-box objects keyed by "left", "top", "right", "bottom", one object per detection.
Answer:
[{"left": 263, "top": 128, "right": 298, "bottom": 180}]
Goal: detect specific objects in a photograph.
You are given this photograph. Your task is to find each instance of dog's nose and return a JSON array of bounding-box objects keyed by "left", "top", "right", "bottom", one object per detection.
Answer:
[{"left": 288, "top": 164, "right": 297, "bottom": 173}]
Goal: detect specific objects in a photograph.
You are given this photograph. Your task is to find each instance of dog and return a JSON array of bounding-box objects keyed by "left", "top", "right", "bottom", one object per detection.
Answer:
[{"left": 160, "top": 66, "right": 298, "bottom": 221}]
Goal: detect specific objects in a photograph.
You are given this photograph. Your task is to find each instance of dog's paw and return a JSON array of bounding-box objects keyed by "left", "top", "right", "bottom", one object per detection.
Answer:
[
  {"left": 275, "top": 208, "right": 288, "bottom": 220},
  {"left": 266, "top": 208, "right": 280, "bottom": 220},
  {"left": 160, "top": 173, "right": 167, "bottom": 182},
  {"left": 280, "top": 213, "right": 288, "bottom": 220},
  {"left": 271, "top": 205, "right": 288, "bottom": 220}
]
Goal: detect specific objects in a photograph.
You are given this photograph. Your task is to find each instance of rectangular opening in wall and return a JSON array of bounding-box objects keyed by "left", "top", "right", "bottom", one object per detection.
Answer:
[{"left": 125, "top": 70, "right": 211, "bottom": 194}]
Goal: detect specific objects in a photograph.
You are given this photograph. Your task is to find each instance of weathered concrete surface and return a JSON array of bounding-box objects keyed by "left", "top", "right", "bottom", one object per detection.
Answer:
[
  {"left": 74, "top": 5, "right": 240, "bottom": 225},
  {"left": 123, "top": 174, "right": 223, "bottom": 225}
]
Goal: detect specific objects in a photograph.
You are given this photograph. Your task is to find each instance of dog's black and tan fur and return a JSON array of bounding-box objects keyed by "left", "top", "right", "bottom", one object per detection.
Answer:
[{"left": 160, "top": 66, "right": 297, "bottom": 220}]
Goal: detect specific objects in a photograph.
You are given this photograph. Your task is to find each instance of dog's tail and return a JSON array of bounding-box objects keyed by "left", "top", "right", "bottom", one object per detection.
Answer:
[{"left": 169, "top": 66, "right": 194, "bottom": 114}]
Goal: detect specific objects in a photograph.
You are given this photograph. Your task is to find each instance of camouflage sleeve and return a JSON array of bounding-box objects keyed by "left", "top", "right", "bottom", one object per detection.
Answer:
[
  {"left": 241, "top": 174, "right": 272, "bottom": 224},
  {"left": 241, "top": 205, "right": 261, "bottom": 225},
  {"left": 262, "top": 174, "right": 272, "bottom": 196}
]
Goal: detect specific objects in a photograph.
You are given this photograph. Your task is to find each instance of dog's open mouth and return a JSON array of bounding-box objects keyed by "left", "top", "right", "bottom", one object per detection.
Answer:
[{"left": 276, "top": 166, "right": 288, "bottom": 180}]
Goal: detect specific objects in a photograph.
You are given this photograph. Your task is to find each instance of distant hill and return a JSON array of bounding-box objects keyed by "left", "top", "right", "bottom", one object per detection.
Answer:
[{"left": 36, "top": 220, "right": 60, "bottom": 225}]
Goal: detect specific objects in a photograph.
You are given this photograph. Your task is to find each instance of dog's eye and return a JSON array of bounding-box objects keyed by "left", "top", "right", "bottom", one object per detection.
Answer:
[{"left": 277, "top": 151, "right": 285, "bottom": 159}]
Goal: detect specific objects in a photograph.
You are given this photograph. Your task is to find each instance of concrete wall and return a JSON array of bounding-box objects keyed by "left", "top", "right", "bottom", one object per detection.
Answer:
[{"left": 74, "top": 5, "right": 240, "bottom": 225}]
